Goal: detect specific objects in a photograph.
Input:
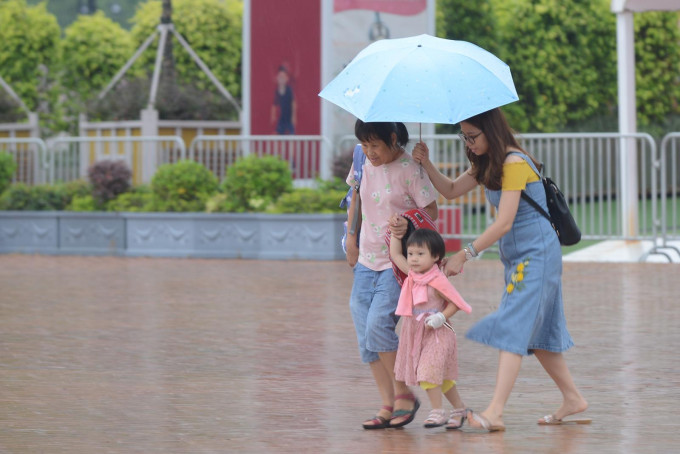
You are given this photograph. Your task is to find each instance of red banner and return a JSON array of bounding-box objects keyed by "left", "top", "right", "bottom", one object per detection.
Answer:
[
  {"left": 334, "top": 0, "right": 427, "bottom": 15},
  {"left": 250, "top": 0, "right": 321, "bottom": 135}
]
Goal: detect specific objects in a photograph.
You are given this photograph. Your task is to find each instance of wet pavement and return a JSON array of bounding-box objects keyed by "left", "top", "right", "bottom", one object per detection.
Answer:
[{"left": 0, "top": 255, "right": 678, "bottom": 454}]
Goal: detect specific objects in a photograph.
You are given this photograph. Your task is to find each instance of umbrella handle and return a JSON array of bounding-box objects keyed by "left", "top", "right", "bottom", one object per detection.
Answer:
[{"left": 419, "top": 123, "right": 423, "bottom": 178}]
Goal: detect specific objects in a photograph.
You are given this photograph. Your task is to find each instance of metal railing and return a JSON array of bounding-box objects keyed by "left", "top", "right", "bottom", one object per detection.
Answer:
[
  {"left": 189, "top": 135, "right": 333, "bottom": 184},
  {"left": 2, "top": 131, "right": 678, "bottom": 262},
  {"left": 652, "top": 133, "right": 680, "bottom": 259},
  {"left": 337, "top": 132, "right": 676, "bottom": 261},
  {"left": 0, "top": 137, "right": 49, "bottom": 185},
  {"left": 48, "top": 136, "right": 186, "bottom": 185}
]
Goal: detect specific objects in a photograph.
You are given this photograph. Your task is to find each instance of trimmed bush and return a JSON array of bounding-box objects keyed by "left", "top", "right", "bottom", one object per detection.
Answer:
[
  {"left": 0, "top": 183, "right": 68, "bottom": 211},
  {"left": 107, "top": 185, "right": 154, "bottom": 212},
  {"left": 61, "top": 179, "right": 93, "bottom": 201},
  {"left": 270, "top": 188, "right": 346, "bottom": 214},
  {"left": 220, "top": 155, "right": 293, "bottom": 212},
  {"left": 88, "top": 159, "right": 132, "bottom": 204},
  {"left": 151, "top": 160, "right": 218, "bottom": 212},
  {"left": 67, "top": 194, "right": 98, "bottom": 212}
]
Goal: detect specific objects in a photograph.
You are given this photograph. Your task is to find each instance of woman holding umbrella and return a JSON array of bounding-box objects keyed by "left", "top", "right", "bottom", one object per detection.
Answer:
[
  {"left": 412, "top": 107, "right": 590, "bottom": 432},
  {"left": 346, "top": 120, "right": 439, "bottom": 429}
]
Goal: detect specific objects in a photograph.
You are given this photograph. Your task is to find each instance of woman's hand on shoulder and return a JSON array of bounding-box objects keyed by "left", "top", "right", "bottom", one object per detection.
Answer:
[{"left": 412, "top": 141, "right": 430, "bottom": 164}]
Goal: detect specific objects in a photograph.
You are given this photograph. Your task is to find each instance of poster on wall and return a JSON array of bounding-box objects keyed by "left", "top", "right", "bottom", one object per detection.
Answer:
[
  {"left": 249, "top": 0, "right": 321, "bottom": 136},
  {"left": 326, "top": 0, "right": 433, "bottom": 148}
]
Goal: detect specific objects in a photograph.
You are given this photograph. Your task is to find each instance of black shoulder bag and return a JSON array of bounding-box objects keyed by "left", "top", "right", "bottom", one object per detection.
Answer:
[{"left": 521, "top": 173, "right": 581, "bottom": 246}]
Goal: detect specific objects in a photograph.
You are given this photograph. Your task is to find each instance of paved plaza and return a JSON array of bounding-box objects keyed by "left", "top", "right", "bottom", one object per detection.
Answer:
[{"left": 1, "top": 255, "right": 679, "bottom": 453}]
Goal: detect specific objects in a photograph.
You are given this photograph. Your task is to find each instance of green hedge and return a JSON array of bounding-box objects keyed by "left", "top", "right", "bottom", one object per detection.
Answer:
[{"left": 0, "top": 157, "right": 346, "bottom": 214}]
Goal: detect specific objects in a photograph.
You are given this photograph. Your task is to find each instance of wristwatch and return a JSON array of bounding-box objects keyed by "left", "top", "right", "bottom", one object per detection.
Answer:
[{"left": 464, "top": 242, "right": 479, "bottom": 261}]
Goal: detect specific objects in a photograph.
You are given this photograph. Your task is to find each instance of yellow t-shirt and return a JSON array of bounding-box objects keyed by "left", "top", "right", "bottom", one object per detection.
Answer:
[{"left": 501, "top": 160, "right": 540, "bottom": 191}]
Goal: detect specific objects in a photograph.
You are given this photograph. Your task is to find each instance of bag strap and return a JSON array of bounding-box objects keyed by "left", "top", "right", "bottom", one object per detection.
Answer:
[
  {"left": 520, "top": 190, "right": 551, "bottom": 223},
  {"left": 507, "top": 150, "right": 543, "bottom": 177},
  {"left": 506, "top": 150, "right": 551, "bottom": 222},
  {"left": 348, "top": 144, "right": 366, "bottom": 235}
]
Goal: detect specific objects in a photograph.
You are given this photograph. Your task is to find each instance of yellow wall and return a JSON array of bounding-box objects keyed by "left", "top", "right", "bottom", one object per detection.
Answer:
[
  {"left": 85, "top": 129, "right": 143, "bottom": 184},
  {"left": 0, "top": 130, "right": 31, "bottom": 139}
]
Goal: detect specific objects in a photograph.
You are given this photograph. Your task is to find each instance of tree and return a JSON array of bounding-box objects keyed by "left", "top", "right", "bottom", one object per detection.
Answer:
[
  {"left": 129, "top": 0, "right": 242, "bottom": 100},
  {"left": 60, "top": 11, "right": 136, "bottom": 102},
  {"left": 493, "top": 0, "right": 618, "bottom": 132},
  {"left": 436, "top": 0, "right": 499, "bottom": 57},
  {"left": 634, "top": 11, "right": 680, "bottom": 128},
  {"left": 0, "top": 0, "right": 61, "bottom": 112}
]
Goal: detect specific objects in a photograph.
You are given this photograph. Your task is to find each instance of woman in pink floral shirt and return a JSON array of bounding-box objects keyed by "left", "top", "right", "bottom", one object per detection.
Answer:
[{"left": 345, "top": 121, "right": 438, "bottom": 429}]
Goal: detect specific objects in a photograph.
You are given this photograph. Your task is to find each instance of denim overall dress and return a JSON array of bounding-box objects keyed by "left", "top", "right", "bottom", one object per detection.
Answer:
[{"left": 465, "top": 152, "right": 574, "bottom": 355}]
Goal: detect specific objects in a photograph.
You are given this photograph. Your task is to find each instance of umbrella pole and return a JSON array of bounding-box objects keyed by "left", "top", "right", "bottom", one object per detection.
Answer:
[{"left": 418, "top": 123, "right": 423, "bottom": 178}]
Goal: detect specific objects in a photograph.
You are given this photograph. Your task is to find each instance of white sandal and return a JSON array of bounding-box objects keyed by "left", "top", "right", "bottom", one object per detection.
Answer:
[
  {"left": 446, "top": 407, "right": 468, "bottom": 430},
  {"left": 423, "top": 409, "right": 448, "bottom": 428}
]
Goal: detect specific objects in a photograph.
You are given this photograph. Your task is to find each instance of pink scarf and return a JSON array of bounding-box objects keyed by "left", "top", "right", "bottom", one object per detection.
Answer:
[{"left": 396, "top": 266, "right": 471, "bottom": 316}]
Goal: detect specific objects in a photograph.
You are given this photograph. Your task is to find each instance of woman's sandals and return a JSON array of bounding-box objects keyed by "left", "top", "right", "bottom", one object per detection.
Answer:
[
  {"left": 466, "top": 410, "right": 506, "bottom": 432},
  {"left": 538, "top": 414, "right": 592, "bottom": 426}
]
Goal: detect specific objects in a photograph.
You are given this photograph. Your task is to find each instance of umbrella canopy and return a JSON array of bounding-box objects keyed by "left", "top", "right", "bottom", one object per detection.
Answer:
[{"left": 319, "top": 34, "right": 519, "bottom": 124}]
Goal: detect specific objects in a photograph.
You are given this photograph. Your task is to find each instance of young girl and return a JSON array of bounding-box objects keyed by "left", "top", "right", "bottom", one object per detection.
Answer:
[
  {"left": 412, "top": 107, "right": 589, "bottom": 432},
  {"left": 389, "top": 227, "right": 472, "bottom": 429},
  {"left": 346, "top": 121, "right": 438, "bottom": 430}
]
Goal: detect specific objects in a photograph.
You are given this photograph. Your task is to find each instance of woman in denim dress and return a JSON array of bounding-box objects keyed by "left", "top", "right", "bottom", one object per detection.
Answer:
[{"left": 412, "top": 108, "right": 590, "bottom": 432}]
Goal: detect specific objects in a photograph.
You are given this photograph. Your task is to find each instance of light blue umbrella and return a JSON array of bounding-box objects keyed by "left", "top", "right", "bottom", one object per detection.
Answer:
[{"left": 319, "top": 34, "right": 519, "bottom": 125}]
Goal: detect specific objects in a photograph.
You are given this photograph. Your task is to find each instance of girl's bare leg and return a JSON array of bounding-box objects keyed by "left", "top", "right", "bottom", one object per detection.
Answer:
[
  {"left": 444, "top": 385, "right": 464, "bottom": 409},
  {"left": 533, "top": 349, "right": 588, "bottom": 421},
  {"left": 426, "top": 386, "right": 443, "bottom": 409}
]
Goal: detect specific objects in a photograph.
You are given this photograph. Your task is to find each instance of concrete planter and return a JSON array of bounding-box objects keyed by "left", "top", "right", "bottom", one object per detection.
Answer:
[{"left": 0, "top": 211, "right": 345, "bottom": 260}]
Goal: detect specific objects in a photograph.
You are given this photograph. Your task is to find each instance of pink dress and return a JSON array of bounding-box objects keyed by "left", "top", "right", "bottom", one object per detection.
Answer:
[{"left": 394, "top": 267, "right": 471, "bottom": 387}]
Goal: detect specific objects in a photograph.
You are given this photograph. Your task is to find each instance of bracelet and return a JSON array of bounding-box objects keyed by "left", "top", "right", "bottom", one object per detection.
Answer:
[{"left": 467, "top": 242, "right": 478, "bottom": 257}]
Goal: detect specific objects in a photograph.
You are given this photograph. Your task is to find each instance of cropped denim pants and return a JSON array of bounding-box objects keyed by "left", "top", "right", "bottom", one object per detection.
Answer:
[{"left": 349, "top": 263, "right": 401, "bottom": 363}]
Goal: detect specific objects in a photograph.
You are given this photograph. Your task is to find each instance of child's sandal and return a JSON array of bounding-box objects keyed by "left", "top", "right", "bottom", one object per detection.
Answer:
[
  {"left": 424, "top": 409, "right": 448, "bottom": 428},
  {"left": 446, "top": 407, "right": 468, "bottom": 430},
  {"left": 362, "top": 405, "right": 393, "bottom": 430}
]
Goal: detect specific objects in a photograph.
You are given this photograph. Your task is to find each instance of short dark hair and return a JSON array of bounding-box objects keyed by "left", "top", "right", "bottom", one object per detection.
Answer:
[
  {"left": 406, "top": 228, "right": 446, "bottom": 261},
  {"left": 355, "top": 120, "right": 409, "bottom": 148}
]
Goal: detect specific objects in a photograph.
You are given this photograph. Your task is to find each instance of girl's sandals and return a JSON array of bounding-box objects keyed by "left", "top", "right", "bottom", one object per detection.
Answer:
[
  {"left": 423, "top": 409, "right": 448, "bottom": 428},
  {"left": 362, "top": 405, "right": 393, "bottom": 430},
  {"left": 445, "top": 407, "right": 468, "bottom": 430},
  {"left": 389, "top": 393, "right": 421, "bottom": 428}
]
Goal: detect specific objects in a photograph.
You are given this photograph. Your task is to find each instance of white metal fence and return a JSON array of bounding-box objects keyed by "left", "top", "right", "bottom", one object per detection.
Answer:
[
  {"left": 338, "top": 132, "right": 680, "bottom": 261},
  {"left": 0, "top": 137, "right": 48, "bottom": 185},
  {"left": 48, "top": 136, "right": 186, "bottom": 185},
  {"left": 656, "top": 133, "right": 680, "bottom": 259},
  {"left": 2, "top": 132, "right": 678, "bottom": 260},
  {"left": 189, "top": 135, "right": 333, "bottom": 184}
]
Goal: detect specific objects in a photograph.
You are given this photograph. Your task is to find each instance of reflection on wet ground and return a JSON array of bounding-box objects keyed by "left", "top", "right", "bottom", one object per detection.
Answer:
[{"left": 1, "top": 255, "right": 678, "bottom": 453}]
